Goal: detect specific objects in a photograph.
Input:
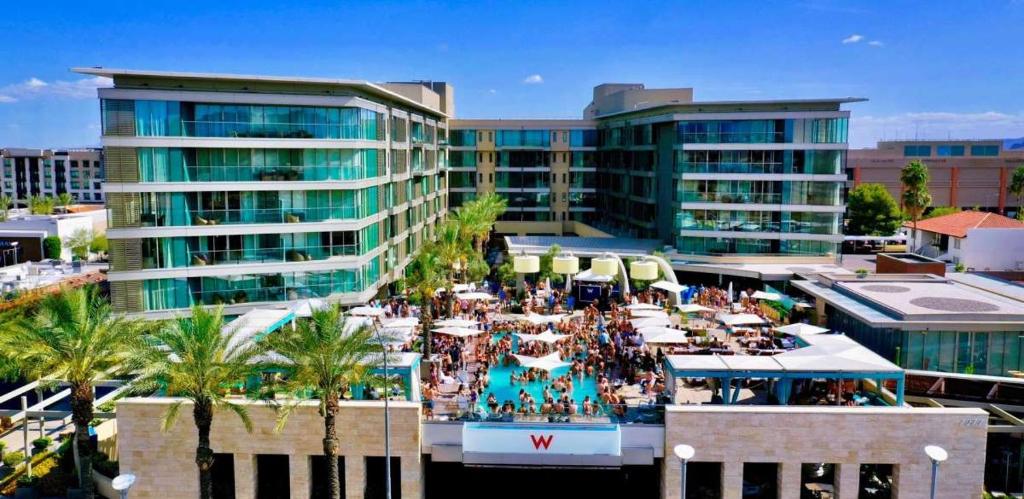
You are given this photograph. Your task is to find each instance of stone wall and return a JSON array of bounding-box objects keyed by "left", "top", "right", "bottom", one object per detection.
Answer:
[
  {"left": 116, "top": 397, "right": 422, "bottom": 499},
  {"left": 661, "top": 405, "right": 987, "bottom": 499}
]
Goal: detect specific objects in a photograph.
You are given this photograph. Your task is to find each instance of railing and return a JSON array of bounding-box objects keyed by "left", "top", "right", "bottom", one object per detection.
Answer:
[
  {"left": 676, "top": 162, "right": 841, "bottom": 175},
  {"left": 677, "top": 131, "right": 786, "bottom": 144},
  {"left": 188, "top": 281, "right": 363, "bottom": 306},
  {"left": 180, "top": 120, "right": 378, "bottom": 140},
  {"left": 173, "top": 164, "right": 379, "bottom": 182},
  {"left": 138, "top": 206, "right": 364, "bottom": 227},
  {"left": 144, "top": 245, "right": 362, "bottom": 269},
  {"left": 423, "top": 402, "right": 665, "bottom": 425},
  {"left": 678, "top": 192, "right": 783, "bottom": 204},
  {"left": 676, "top": 220, "right": 837, "bottom": 234}
]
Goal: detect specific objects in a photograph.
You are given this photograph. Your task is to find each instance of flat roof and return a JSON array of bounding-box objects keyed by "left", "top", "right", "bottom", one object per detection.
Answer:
[
  {"left": 674, "top": 261, "right": 853, "bottom": 281},
  {"left": 948, "top": 272, "right": 1024, "bottom": 303},
  {"left": 450, "top": 119, "right": 596, "bottom": 129},
  {"left": 72, "top": 67, "right": 448, "bottom": 117},
  {"left": 595, "top": 97, "right": 867, "bottom": 119},
  {"left": 505, "top": 236, "right": 664, "bottom": 257}
]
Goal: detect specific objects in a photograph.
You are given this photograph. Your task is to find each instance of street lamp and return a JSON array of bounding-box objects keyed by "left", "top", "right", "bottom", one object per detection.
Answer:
[
  {"left": 369, "top": 317, "right": 393, "bottom": 499},
  {"left": 673, "top": 444, "right": 695, "bottom": 499},
  {"left": 924, "top": 445, "right": 948, "bottom": 499}
]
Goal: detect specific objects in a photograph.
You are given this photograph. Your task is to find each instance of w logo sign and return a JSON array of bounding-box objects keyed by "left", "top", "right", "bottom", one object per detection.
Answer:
[{"left": 530, "top": 434, "right": 554, "bottom": 450}]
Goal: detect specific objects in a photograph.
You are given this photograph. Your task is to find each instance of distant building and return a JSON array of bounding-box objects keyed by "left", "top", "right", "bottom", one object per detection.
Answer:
[
  {"left": 848, "top": 139, "right": 1024, "bottom": 217},
  {"left": 905, "top": 210, "right": 1024, "bottom": 263},
  {"left": 0, "top": 148, "right": 105, "bottom": 205},
  {"left": 0, "top": 205, "right": 108, "bottom": 262}
]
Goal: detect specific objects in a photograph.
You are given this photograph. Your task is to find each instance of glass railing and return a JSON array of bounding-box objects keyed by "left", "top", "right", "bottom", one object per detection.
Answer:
[
  {"left": 676, "top": 220, "right": 837, "bottom": 234},
  {"left": 169, "top": 164, "right": 380, "bottom": 182},
  {"left": 138, "top": 206, "right": 363, "bottom": 227},
  {"left": 677, "top": 131, "right": 785, "bottom": 144},
  {"left": 423, "top": 402, "right": 665, "bottom": 425},
  {"left": 189, "top": 282, "right": 362, "bottom": 306},
  {"left": 677, "top": 192, "right": 783, "bottom": 204},
  {"left": 144, "top": 245, "right": 362, "bottom": 269},
  {"left": 676, "top": 162, "right": 784, "bottom": 174},
  {"left": 180, "top": 121, "right": 378, "bottom": 140}
]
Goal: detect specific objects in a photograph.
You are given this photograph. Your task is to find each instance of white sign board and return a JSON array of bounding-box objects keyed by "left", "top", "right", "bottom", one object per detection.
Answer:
[{"left": 462, "top": 423, "right": 621, "bottom": 456}]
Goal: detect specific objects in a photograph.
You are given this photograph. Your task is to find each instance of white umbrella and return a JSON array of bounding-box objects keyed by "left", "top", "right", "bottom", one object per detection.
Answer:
[
  {"left": 349, "top": 306, "right": 385, "bottom": 317},
  {"left": 292, "top": 298, "right": 329, "bottom": 318},
  {"left": 627, "top": 303, "right": 662, "bottom": 311},
  {"left": 630, "top": 309, "right": 668, "bottom": 318},
  {"left": 774, "top": 323, "right": 830, "bottom": 336},
  {"left": 631, "top": 316, "right": 672, "bottom": 328},
  {"left": 716, "top": 313, "right": 766, "bottom": 326},
  {"left": 431, "top": 326, "right": 486, "bottom": 338},
  {"left": 513, "top": 352, "right": 571, "bottom": 372},
  {"left": 677, "top": 304, "right": 713, "bottom": 313},
  {"left": 727, "top": 282, "right": 734, "bottom": 303},
  {"left": 637, "top": 326, "right": 681, "bottom": 336},
  {"left": 643, "top": 330, "right": 690, "bottom": 344},
  {"left": 381, "top": 317, "right": 419, "bottom": 328},
  {"left": 456, "top": 291, "right": 492, "bottom": 301},
  {"left": 515, "top": 330, "right": 571, "bottom": 344},
  {"left": 520, "top": 314, "right": 567, "bottom": 325},
  {"left": 750, "top": 290, "right": 782, "bottom": 301},
  {"left": 434, "top": 318, "right": 479, "bottom": 328}
]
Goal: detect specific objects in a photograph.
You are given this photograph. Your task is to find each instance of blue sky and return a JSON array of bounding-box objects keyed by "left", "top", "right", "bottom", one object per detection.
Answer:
[{"left": 1, "top": 0, "right": 1022, "bottom": 148}]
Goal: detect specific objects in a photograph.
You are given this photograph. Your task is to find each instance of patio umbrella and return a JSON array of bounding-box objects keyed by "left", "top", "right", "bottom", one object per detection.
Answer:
[
  {"left": 434, "top": 318, "right": 479, "bottom": 328},
  {"left": 513, "top": 352, "right": 571, "bottom": 371},
  {"left": 456, "top": 291, "right": 492, "bottom": 301},
  {"left": 677, "top": 304, "right": 713, "bottom": 313},
  {"left": 627, "top": 303, "right": 662, "bottom": 311},
  {"left": 381, "top": 317, "right": 419, "bottom": 328},
  {"left": 643, "top": 329, "right": 690, "bottom": 344},
  {"left": 630, "top": 316, "right": 672, "bottom": 328},
  {"left": 774, "top": 323, "right": 829, "bottom": 336},
  {"left": 520, "top": 314, "right": 567, "bottom": 325},
  {"left": 431, "top": 326, "right": 486, "bottom": 338},
  {"left": 515, "top": 330, "right": 571, "bottom": 344},
  {"left": 349, "top": 306, "right": 386, "bottom": 317},
  {"left": 630, "top": 309, "right": 668, "bottom": 318},
  {"left": 292, "top": 298, "right": 328, "bottom": 318},
  {"left": 727, "top": 282, "right": 734, "bottom": 303},
  {"left": 750, "top": 290, "right": 782, "bottom": 301}
]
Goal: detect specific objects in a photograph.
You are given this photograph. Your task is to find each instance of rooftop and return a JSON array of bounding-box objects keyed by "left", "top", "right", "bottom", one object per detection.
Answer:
[
  {"left": 505, "top": 236, "right": 664, "bottom": 257},
  {"left": 905, "top": 211, "right": 1024, "bottom": 238}
]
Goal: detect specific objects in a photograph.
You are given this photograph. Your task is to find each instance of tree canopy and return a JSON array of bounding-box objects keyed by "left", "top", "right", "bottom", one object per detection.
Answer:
[{"left": 846, "top": 183, "right": 902, "bottom": 236}]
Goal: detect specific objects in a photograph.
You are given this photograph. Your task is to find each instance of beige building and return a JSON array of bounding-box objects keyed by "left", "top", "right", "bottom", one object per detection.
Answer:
[{"left": 849, "top": 140, "right": 1024, "bottom": 216}]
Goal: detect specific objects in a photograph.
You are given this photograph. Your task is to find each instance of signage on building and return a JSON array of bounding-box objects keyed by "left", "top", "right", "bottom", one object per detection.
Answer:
[{"left": 462, "top": 423, "right": 621, "bottom": 456}]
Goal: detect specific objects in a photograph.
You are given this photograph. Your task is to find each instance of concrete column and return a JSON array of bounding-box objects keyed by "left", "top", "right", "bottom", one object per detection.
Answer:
[
  {"left": 289, "top": 454, "right": 311, "bottom": 499},
  {"left": 344, "top": 455, "right": 365, "bottom": 499},
  {"left": 401, "top": 455, "right": 423, "bottom": 499},
  {"left": 949, "top": 167, "right": 959, "bottom": 207},
  {"left": 778, "top": 462, "right": 802, "bottom": 499},
  {"left": 722, "top": 461, "right": 744, "bottom": 499},
  {"left": 836, "top": 463, "right": 860, "bottom": 499},
  {"left": 234, "top": 453, "right": 257, "bottom": 499},
  {"left": 998, "top": 166, "right": 1009, "bottom": 214}
]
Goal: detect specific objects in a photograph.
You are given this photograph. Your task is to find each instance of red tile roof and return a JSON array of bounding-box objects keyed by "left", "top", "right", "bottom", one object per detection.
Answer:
[{"left": 905, "top": 211, "right": 1024, "bottom": 238}]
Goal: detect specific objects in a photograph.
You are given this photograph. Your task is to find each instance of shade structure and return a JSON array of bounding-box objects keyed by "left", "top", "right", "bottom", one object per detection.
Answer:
[
  {"left": 513, "top": 352, "right": 572, "bottom": 371},
  {"left": 630, "top": 260, "right": 659, "bottom": 280},
  {"left": 519, "top": 313, "right": 567, "bottom": 325},
  {"left": 573, "top": 268, "right": 615, "bottom": 283},
  {"left": 349, "top": 306, "right": 386, "bottom": 317},
  {"left": 677, "top": 304, "right": 714, "bottom": 313},
  {"left": 642, "top": 329, "right": 690, "bottom": 344},
  {"left": 591, "top": 257, "right": 618, "bottom": 277},
  {"left": 627, "top": 303, "right": 662, "bottom": 311},
  {"left": 515, "top": 330, "right": 571, "bottom": 344},
  {"left": 750, "top": 290, "right": 782, "bottom": 301},
  {"left": 292, "top": 298, "right": 329, "bottom": 318},
  {"left": 381, "top": 317, "right": 419, "bottom": 328},
  {"left": 630, "top": 316, "right": 672, "bottom": 328},
  {"left": 774, "top": 323, "right": 830, "bottom": 336},
  {"left": 630, "top": 309, "right": 669, "bottom": 318},
  {"left": 651, "top": 280, "right": 685, "bottom": 294},
  {"left": 456, "top": 291, "right": 493, "bottom": 301},
  {"left": 552, "top": 255, "right": 580, "bottom": 274},
  {"left": 716, "top": 313, "right": 767, "bottom": 326},
  {"left": 434, "top": 318, "right": 479, "bottom": 328},
  {"left": 431, "top": 326, "right": 485, "bottom": 338},
  {"left": 513, "top": 254, "right": 540, "bottom": 273}
]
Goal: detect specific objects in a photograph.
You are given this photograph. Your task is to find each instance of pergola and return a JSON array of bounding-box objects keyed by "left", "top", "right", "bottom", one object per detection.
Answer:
[{"left": 663, "top": 334, "right": 906, "bottom": 406}]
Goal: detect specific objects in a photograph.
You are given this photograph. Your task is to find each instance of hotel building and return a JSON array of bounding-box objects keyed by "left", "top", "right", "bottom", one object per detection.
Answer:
[
  {"left": 0, "top": 147, "right": 105, "bottom": 205},
  {"left": 77, "top": 69, "right": 449, "bottom": 317}
]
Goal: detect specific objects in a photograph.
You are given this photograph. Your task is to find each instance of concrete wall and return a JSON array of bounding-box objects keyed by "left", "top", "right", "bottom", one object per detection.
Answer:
[
  {"left": 963, "top": 228, "right": 1024, "bottom": 271},
  {"left": 661, "top": 405, "right": 988, "bottom": 499},
  {"left": 116, "top": 398, "right": 422, "bottom": 499}
]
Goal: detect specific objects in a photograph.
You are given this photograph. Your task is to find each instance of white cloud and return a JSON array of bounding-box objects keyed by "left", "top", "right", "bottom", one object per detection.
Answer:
[
  {"left": 842, "top": 34, "right": 864, "bottom": 44},
  {"left": 0, "top": 76, "right": 112, "bottom": 104},
  {"left": 867, "top": 40, "right": 884, "bottom": 47},
  {"left": 488, "top": 89, "right": 497, "bottom": 94},
  {"left": 849, "top": 111, "right": 1024, "bottom": 148},
  {"left": 523, "top": 74, "right": 544, "bottom": 84}
]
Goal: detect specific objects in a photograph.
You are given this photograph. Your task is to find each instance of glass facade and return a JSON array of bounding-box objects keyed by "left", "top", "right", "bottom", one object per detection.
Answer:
[
  {"left": 970, "top": 144, "right": 999, "bottom": 156},
  {"left": 570, "top": 129, "right": 599, "bottom": 147},
  {"left": 137, "top": 148, "right": 380, "bottom": 182},
  {"left": 448, "top": 129, "right": 476, "bottom": 146},
  {"left": 496, "top": 129, "right": 550, "bottom": 148},
  {"left": 676, "top": 210, "right": 839, "bottom": 235},
  {"left": 676, "top": 236, "right": 837, "bottom": 256},
  {"left": 676, "top": 150, "right": 844, "bottom": 175},
  {"left": 676, "top": 118, "right": 848, "bottom": 144}
]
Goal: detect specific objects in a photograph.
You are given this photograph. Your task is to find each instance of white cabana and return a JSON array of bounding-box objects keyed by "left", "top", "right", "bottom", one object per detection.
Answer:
[
  {"left": 381, "top": 317, "right": 419, "bottom": 328},
  {"left": 456, "top": 291, "right": 493, "bottom": 301},
  {"left": 520, "top": 314, "right": 567, "bottom": 325},
  {"left": 573, "top": 268, "right": 615, "bottom": 283},
  {"left": 513, "top": 352, "right": 572, "bottom": 371},
  {"left": 630, "top": 316, "right": 672, "bottom": 328},
  {"left": 750, "top": 290, "right": 782, "bottom": 301},
  {"left": 630, "top": 309, "right": 669, "bottom": 318},
  {"left": 651, "top": 280, "right": 685, "bottom": 294},
  {"left": 643, "top": 329, "right": 690, "bottom": 344},
  {"left": 677, "top": 304, "right": 714, "bottom": 313},
  {"left": 292, "top": 298, "right": 329, "bottom": 318},
  {"left": 431, "top": 326, "right": 486, "bottom": 338},
  {"left": 515, "top": 330, "right": 571, "bottom": 344},
  {"left": 434, "top": 318, "right": 479, "bottom": 328},
  {"left": 627, "top": 303, "right": 662, "bottom": 311},
  {"left": 774, "top": 323, "right": 830, "bottom": 336},
  {"left": 349, "top": 306, "right": 386, "bottom": 317},
  {"left": 774, "top": 334, "right": 900, "bottom": 373},
  {"left": 343, "top": 316, "right": 375, "bottom": 336},
  {"left": 716, "top": 313, "right": 767, "bottom": 326}
]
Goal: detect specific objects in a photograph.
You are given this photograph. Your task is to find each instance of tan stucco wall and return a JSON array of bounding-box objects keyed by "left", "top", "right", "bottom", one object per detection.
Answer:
[
  {"left": 116, "top": 398, "right": 422, "bottom": 499},
  {"left": 662, "top": 406, "right": 988, "bottom": 499}
]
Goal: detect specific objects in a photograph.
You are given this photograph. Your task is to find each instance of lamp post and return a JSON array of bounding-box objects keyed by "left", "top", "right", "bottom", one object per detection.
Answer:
[
  {"left": 924, "top": 445, "right": 948, "bottom": 499},
  {"left": 674, "top": 444, "right": 695, "bottom": 499},
  {"left": 370, "top": 317, "right": 393, "bottom": 499},
  {"left": 111, "top": 473, "right": 136, "bottom": 499}
]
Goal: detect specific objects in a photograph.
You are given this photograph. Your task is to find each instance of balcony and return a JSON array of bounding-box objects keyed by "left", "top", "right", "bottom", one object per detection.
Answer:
[
  {"left": 143, "top": 244, "right": 363, "bottom": 270},
  {"left": 180, "top": 121, "right": 377, "bottom": 140},
  {"left": 138, "top": 206, "right": 363, "bottom": 228}
]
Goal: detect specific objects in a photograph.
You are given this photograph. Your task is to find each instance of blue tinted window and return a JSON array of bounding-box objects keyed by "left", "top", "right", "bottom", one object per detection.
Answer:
[
  {"left": 903, "top": 145, "right": 931, "bottom": 157},
  {"left": 937, "top": 145, "right": 964, "bottom": 156},
  {"left": 970, "top": 145, "right": 999, "bottom": 156}
]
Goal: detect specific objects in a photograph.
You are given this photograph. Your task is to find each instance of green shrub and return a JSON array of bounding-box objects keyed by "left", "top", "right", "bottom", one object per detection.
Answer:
[
  {"left": 15, "top": 474, "right": 35, "bottom": 487},
  {"left": 31, "top": 437, "right": 51, "bottom": 454},
  {"left": 43, "top": 236, "right": 62, "bottom": 260},
  {"left": 93, "top": 458, "right": 119, "bottom": 479},
  {"left": 3, "top": 451, "right": 25, "bottom": 467}
]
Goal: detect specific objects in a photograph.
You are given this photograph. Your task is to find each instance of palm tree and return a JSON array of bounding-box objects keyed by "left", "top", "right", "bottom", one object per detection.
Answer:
[
  {"left": 1009, "top": 166, "right": 1024, "bottom": 219},
  {"left": 130, "top": 305, "right": 267, "bottom": 499},
  {"left": 0, "top": 285, "right": 148, "bottom": 499},
  {"left": 57, "top": 192, "right": 75, "bottom": 213},
  {"left": 405, "top": 248, "right": 446, "bottom": 356},
  {"left": 457, "top": 193, "right": 507, "bottom": 253},
  {"left": 900, "top": 160, "right": 932, "bottom": 250},
  {"left": 0, "top": 194, "right": 11, "bottom": 221},
  {"left": 265, "top": 305, "right": 384, "bottom": 499}
]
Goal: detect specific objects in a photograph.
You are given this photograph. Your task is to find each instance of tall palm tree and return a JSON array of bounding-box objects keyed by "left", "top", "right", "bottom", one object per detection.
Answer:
[
  {"left": 899, "top": 159, "right": 932, "bottom": 249},
  {"left": 265, "top": 305, "right": 384, "bottom": 499},
  {"left": 405, "top": 248, "right": 447, "bottom": 356},
  {"left": 457, "top": 193, "right": 507, "bottom": 253},
  {"left": 130, "top": 305, "right": 267, "bottom": 499},
  {"left": 0, "top": 285, "right": 148, "bottom": 499},
  {"left": 0, "top": 194, "right": 11, "bottom": 221}
]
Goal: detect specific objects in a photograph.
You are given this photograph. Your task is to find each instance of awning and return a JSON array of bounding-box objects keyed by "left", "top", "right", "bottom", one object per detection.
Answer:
[
  {"left": 456, "top": 291, "right": 493, "bottom": 301},
  {"left": 349, "top": 306, "right": 386, "bottom": 317},
  {"left": 640, "top": 328, "right": 689, "bottom": 344},
  {"left": 515, "top": 330, "right": 571, "bottom": 344},
  {"left": 291, "top": 298, "right": 329, "bottom": 318},
  {"left": 434, "top": 318, "right": 479, "bottom": 328},
  {"left": 774, "top": 323, "right": 830, "bottom": 336},
  {"left": 630, "top": 309, "right": 668, "bottom": 318},
  {"left": 431, "top": 326, "right": 485, "bottom": 338},
  {"left": 651, "top": 281, "right": 685, "bottom": 294},
  {"left": 716, "top": 313, "right": 767, "bottom": 326},
  {"left": 627, "top": 303, "right": 662, "bottom": 311},
  {"left": 513, "top": 352, "right": 571, "bottom": 371},
  {"left": 677, "top": 304, "right": 714, "bottom": 313},
  {"left": 750, "top": 291, "right": 782, "bottom": 301},
  {"left": 630, "top": 316, "right": 672, "bottom": 328},
  {"left": 381, "top": 317, "right": 419, "bottom": 328},
  {"left": 573, "top": 269, "right": 615, "bottom": 283}
]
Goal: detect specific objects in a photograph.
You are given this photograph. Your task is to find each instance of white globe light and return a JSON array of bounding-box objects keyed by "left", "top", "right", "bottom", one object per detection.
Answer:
[
  {"left": 630, "top": 260, "right": 659, "bottom": 281},
  {"left": 673, "top": 444, "right": 695, "bottom": 461},
  {"left": 591, "top": 257, "right": 618, "bottom": 277},
  {"left": 513, "top": 255, "right": 540, "bottom": 273},
  {"left": 925, "top": 445, "right": 948, "bottom": 463},
  {"left": 552, "top": 256, "right": 579, "bottom": 275}
]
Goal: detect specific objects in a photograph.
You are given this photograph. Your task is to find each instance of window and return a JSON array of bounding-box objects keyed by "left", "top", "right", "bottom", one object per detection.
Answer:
[
  {"left": 743, "top": 462, "right": 778, "bottom": 499},
  {"left": 211, "top": 454, "right": 235, "bottom": 499},
  {"left": 858, "top": 464, "right": 894, "bottom": 499},
  {"left": 687, "top": 462, "right": 722, "bottom": 498},
  {"left": 309, "top": 456, "right": 345, "bottom": 499},
  {"left": 953, "top": 238, "right": 961, "bottom": 249},
  {"left": 970, "top": 144, "right": 999, "bottom": 156},
  {"left": 255, "top": 454, "right": 290, "bottom": 499},
  {"left": 903, "top": 145, "right": 931, "bottom": 157},
  {"left": 801, "top": 463, "right": 836, "bottom": 499},
  {"left": 365, "top": 457, "right": 401, "bottom": 499},
  {"left": 936, "top": 145, "right": 965, "bottom": 156}
]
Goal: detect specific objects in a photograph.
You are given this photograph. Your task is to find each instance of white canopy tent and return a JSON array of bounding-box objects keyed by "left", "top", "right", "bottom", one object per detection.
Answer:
[
  {"left": 651, "top": 281, "right": 685, "bottom": 294},
  {"left": 520, "top": 314, "right": 567, "bottom": 325},
  {"left": 434, "top": 318, "right": 479, "bottom": 328},
  {"left": 630, "top": 316, "right": 672, "bottom": 328},
  {"left": 641, "top": 329, "right": 690, "bottom": 344},
  {"left": 627, "top": 303, "right": 662, "bottom": 311},
  {"left": 573, "top": 268, "right": 615, "bottom": 283},
  {"left": 750, "top": 290, "right": 782, "bottom": 301},
  {"left": 291, "top": 298, "right": 329, "bottom": 318},
  {"left": 774, "top": 335, "right": 900, "bottom": 373},
  {"left": 381, "top": 317, "right": 419, "bottom": 328},
  {"left": 630, "top": 309, "right": 669, "bottom": 318},
  {"left": 431, "top": 326, "right": 486, "bottom": 338},
  {"left": 512, "top": 352, "right": 572, "bottom": 371},
  {"left": 716, "top": 313, "right": 767, "bottom": 326},
  {"left": 677, "top": 304, "right": 714, "bottom": 313},
  {"left": 515, "top": 330, "right": 571, "bottom": 344},
  {"left": 222, "top": 308, "right": 294, "bottom": 352},
  {"left": 774, "top": 323, "right": 830, "bottom": 336},
  {"left": 349, "top": 306, "right": 386, "bottom": 317},
  {"left": 456, "top": 291, "right": 493, "bottom": 301}
]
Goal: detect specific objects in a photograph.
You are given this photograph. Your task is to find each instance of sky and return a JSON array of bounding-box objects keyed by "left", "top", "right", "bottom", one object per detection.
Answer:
[{"left": 0, "top": 0, "right": 1022, "bottom": 149}]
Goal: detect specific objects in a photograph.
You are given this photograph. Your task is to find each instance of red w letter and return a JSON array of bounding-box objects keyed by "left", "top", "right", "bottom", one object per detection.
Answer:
[{"left": 530, "top": 434, "right": 554, "bottom": 450}]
